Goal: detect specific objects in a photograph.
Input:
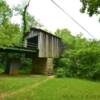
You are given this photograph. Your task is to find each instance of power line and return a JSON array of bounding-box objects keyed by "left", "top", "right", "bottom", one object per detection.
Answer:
[{"left": 51, "top": 0, "right": 95, "bottom": 39}]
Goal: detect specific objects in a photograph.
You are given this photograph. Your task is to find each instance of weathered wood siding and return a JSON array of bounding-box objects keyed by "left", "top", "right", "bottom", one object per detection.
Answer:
[
  {"left": 26, "top": 31, "right": 38, "bottom": 39},
  {"left": 25, "top": 28, "right": 63, "bottom": 58},
  {"left": 38, "top": 32, "right": 61, "bottom": 58}
]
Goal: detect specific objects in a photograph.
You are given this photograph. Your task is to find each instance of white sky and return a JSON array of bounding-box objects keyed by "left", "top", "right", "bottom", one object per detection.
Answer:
[{"left": 6, "top": 0, "right": 100, "bottom": 39}]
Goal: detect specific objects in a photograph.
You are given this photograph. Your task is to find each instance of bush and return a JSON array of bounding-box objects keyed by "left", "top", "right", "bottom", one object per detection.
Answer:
[
  {"left": 55, "top": 68, "right": 65, "bottom": 78},
  {"left": 54, "top": 47, "right": 100, "bottom": 80},
  {"left": 66, "top": 48, "right": 100, "bottom": 80}
]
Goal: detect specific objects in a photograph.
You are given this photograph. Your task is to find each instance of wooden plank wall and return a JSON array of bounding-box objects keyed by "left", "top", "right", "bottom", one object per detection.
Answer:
[
  {"left": 38, "top": 32, "right": 61, "bottom": 58},
  {"left": 25, "top": 30, "right": 62, "bottom": 58}
]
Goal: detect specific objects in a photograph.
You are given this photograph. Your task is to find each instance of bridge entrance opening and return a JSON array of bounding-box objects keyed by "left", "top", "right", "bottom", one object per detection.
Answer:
[{"left": 27, "top": 36, "right": 38, "bottom": 49}]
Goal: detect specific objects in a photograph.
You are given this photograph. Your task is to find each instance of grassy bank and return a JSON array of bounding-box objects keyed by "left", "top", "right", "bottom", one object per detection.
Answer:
[{"left": 0, "top": 76, "right": 100, "bottom": 100}]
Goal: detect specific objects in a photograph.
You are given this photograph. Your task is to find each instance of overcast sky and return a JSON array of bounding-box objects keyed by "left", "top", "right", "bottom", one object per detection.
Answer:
[{"left": 6, "top": 0, "right": 100, "bottom": 39}]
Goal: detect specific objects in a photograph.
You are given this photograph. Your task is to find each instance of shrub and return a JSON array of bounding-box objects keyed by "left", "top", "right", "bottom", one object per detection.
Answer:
[
  {"left": 55, "top": 68, "right": 65, "bottom": 78},
  {"left": 65, "top": 48, "right": 100, "bottom": 80},
  {"left": 54, "top": 47, "right": 100, "bottom": 80}
]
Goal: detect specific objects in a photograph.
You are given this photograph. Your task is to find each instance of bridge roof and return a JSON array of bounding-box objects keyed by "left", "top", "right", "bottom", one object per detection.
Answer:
[{"left": 25, "top": 27, "right": 61, "bottom": 39}]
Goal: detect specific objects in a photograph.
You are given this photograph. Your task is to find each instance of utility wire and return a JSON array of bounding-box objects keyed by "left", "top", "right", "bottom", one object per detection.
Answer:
[{"left": 51, "top": 0, "right": 95, "bottom": 39}]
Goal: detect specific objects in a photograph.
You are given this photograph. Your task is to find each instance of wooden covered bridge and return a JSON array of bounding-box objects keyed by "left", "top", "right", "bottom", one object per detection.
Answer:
[{"left": 0, "top": 28, "right": 63, "bottom": 75}]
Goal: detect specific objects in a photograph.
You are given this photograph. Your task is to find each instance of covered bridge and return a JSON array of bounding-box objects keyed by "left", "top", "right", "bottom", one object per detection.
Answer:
[
  {"left": 24, "top": 27, "right": 63, "bottom": 58},
  {"left": 0, "top": 28, "right": 64, "bottom": 75},
  {"left": 24, "top": 27, "right": 63, "bottom": 75}
]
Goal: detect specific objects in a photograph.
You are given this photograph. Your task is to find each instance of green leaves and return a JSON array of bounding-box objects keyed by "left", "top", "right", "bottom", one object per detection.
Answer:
[
  {"left": 54, "top": 28, "right": 100, "bottom": 80},
  {"left": 0, "top": 22, "right": 21, "bottom": 46},
  {"left": 0, "top": 1, "right": 22, "bottom": 46},
  {"left": 66, "top": 47, "right": 100, "bottom": 79},
  {"left": 80, "top": 0, "right": 100, "bottom": 17},
  {"left": 0, "top": 0, "right": 12, "bottom": 25},
  {"left": 55, "top": 28, "right": 75, "bottom": 49}
]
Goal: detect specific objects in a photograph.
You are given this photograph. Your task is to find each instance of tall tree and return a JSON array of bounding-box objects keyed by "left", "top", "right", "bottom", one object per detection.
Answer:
[
  {"left": 0, "top": 0, "right": 21, "bottom": 46},
  {"left": 22, "top": 0, "right": 30, "bottom": 35},
  {"left": 14, "top": 0, "right": 42, "bottom": 39}
]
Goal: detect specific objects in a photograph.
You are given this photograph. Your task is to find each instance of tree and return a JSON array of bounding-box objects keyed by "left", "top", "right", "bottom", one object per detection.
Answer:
[
  {"left": 54, "top": 28, "right": 100, "bottom": 80},
  {"left": 0, "top": 0, "right": 12, "bottom": 25},
  {"left": 74, "top": 33, "right": 89, "bottom": 49},
  {"left": 54, "top": 28, "right": 75, "bottom": 71},
  {"left": 0, "top": 0, "right": 22, "bottom": 74},
  {"left": 22, "top": 0, "right": 31, "bottom": 35},
  {"left": 0, "top": 0, "right": 21, "bottom": 46},
  {"left": 0, "top": 22, "right": 21, "bottom": 46},
  {"left": 80, "top": 0, "right": 100, "bottom": 18},
  {"left": 14, "top": 0, "right": 42, "bottom": 38},
  {"left": 55, "top": 28, "right": 75, "bottom": 49}
]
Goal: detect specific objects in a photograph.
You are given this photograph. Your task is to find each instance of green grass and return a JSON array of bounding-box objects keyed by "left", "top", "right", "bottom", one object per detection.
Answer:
[
  {"left": 0, "top": 76, "right": 100, "bottom": 100},
  {"left": 0, "top": 75, "right": 47, "bottom": 94}
]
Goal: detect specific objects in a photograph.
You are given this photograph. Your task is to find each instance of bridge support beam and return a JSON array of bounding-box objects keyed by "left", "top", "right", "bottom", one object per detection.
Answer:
[{"left": 31, "top": 58, "right": 53, "bottom": 75}]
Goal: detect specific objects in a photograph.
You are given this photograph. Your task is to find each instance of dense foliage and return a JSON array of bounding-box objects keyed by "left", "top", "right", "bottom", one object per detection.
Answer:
[
  {"left": 0, "top": 0, "right": 21, "bottom": 46},
  {"left": 54, "top": 29, "right": 100, "bottom": 80}
]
